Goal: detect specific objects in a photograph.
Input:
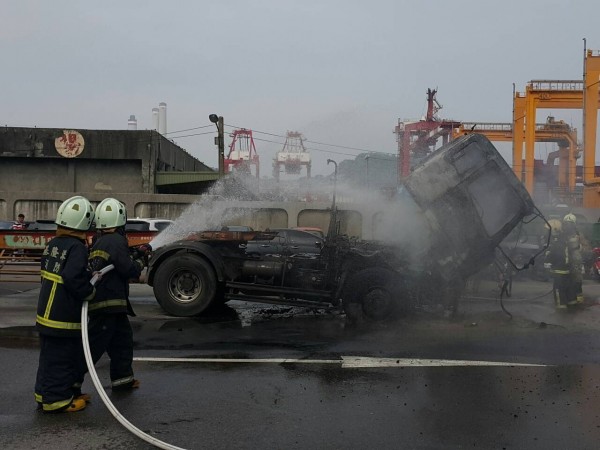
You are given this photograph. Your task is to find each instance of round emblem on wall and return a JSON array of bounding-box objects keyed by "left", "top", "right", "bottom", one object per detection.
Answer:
[{"left": 55, "top": 130, "right": 85, "bottom": 158}]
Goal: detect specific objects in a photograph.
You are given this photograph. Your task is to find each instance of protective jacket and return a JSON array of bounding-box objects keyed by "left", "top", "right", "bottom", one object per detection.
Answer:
[
  {"left": 88, "top": 230, "right": 143, "bottom": 316},
  {"left": 565, "top": 232, "right": 583, "bottom": 282},
  {"left": 36, "top": 234, "right": 95, "bottom": 337},
  {"left": 545, "top": 231, "right": 571, "bottom": 275}
]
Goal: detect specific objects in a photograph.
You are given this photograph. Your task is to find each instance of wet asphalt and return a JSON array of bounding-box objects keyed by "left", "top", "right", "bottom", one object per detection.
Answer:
[{"left": 2, "top": 277, "right": 600, "bottom": 449}]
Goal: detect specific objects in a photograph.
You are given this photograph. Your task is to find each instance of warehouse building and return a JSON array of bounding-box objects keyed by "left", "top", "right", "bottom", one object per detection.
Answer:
[{"left": 0, "top": 126, "right": 219, "bottom": 221}]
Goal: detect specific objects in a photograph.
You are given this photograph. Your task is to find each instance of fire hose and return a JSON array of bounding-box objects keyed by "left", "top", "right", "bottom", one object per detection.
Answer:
[{"left": 83, "top": 264, "right": 186, "bottom": 450}]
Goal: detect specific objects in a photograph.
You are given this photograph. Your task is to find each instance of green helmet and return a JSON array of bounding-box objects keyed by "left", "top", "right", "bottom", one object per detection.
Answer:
[
  {"left": 95, "top": 198, "right": 127, "bottom": 229},
  {"left": 55, "top": 196, "right": 94, "bottom": 231},
  {"left": 563, "top": 213, "right": 577, "bottom": 224}
]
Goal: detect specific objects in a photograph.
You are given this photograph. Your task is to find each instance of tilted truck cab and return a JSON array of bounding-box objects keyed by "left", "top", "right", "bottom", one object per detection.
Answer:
[{"left": 147, "top": 134, "right": 537, "bottom": 321}]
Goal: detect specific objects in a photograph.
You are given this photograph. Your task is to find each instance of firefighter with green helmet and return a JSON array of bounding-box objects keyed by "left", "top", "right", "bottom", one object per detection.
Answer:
[
  {"left": 34, "top": 196, "right": 95, "bottom": 413},
  {"left": 78, "top": 198, "right": 149, "bottom": 392}
]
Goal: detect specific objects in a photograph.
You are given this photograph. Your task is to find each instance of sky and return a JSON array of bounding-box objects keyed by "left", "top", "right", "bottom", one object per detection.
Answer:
[{"left": 2, "top": 0, "right": 599, "bottom": 177}]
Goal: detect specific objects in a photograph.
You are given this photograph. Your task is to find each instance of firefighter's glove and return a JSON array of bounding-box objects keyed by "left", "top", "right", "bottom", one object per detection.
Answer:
[
  {"left": 131, "top": 244, "right": 152, "bottom": 266},
  {"left": 138, "top": 244, "right": 152, "bottom": 255},
  {"left": 544, "top": 263, "right": 552, "bottom": 270}
]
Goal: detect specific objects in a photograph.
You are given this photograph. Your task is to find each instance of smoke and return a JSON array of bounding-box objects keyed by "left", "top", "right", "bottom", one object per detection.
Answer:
[{"left": 149, "top": 172, "right": 434, "bottom": 275}]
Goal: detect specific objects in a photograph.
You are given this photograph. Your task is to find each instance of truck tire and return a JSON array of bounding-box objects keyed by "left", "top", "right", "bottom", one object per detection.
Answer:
[
  {"left": 342, "top": 267, "right": 402, "bottom": 322},
  {"left": 153, "top": 254, "right": 217, "bottom": 316}
]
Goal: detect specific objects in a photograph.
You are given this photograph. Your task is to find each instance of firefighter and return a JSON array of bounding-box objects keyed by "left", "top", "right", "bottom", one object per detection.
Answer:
[
  {"left": 544, "top": 219, "right": 574, "bottom": 309},
  {"left": 80, "top": 198, "right": 149, "bottom": 391},
  {"left": 34, "top": 196, "right": 95, "bottom": 413},
  {"left": 562, "top": 213, "right": 584, "bottom": 305}
]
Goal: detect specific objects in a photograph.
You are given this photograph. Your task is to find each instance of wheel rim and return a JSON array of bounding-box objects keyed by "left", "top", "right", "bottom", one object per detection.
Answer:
[
  {"left": 168, "top": 269, "right": 203, "bottom": 304},
  {"left": 362, "top": 287, "right": 392, "bottom": 320}
]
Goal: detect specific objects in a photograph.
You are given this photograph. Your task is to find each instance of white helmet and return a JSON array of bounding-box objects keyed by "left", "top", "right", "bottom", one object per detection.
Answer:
[
  {"left": 563, "top": 213, "right": 577, "bottom": 224},
  {"left": 95, "top": 198, "right": 127, "bottom": 229},
  {"left": 55, "top": 196, "right": 94, "bottom": 231}
]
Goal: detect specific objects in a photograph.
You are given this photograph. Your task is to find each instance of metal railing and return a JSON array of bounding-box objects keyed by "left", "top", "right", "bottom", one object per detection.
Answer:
[
  {"left": 528, "top": 80, "right": 583, "bottom": 91},
  {"left": 0, "top": 250, "right": 41, "bottom": 282}
]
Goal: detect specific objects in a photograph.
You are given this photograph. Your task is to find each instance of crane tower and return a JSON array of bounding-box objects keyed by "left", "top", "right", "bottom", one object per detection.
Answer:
[
  {"left": 394, "top": 88, "right": 462, "bottom": 181},
  {"left": 225, "top": 128, "right": 260, "bottom": 178},
  {"left": 272, "top": 131, "right": 311, "bottom": 181}
]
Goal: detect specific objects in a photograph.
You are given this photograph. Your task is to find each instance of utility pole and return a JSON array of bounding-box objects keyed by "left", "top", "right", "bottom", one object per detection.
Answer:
[
  {"left": 209, "top": 114, "right": 225, "bottom": 177},
  {"left": 327, "top": 159, "right": 338, "bottom": 240}
]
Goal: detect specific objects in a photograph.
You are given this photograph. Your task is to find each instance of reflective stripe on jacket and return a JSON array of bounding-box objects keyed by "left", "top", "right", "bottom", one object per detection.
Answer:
[
  {"left": 36, "top": 236, "right": 95, "bottom": 337},
  {"left": 88, "top": 230, "right": 142, "bottom": 316}
]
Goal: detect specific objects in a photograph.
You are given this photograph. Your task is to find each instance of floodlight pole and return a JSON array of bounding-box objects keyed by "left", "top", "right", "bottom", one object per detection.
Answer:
[
  {"left": 327, "top": 159, "right": 337, "bottom": 209},
  {"left": 209, "top": 114, "right": 225, "bottom": 177}
]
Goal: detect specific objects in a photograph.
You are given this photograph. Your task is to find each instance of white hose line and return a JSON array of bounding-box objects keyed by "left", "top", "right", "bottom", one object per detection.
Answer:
[{"left": 83, "top": 264, "right": 186, "bottom": 450}]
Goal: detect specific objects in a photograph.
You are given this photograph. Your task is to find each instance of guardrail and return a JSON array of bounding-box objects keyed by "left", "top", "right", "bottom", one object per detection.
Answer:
[
  {"left": 0, "top": 230, "right": 156, "bottom": 284},
  {"left": 0, "top": 250, "right": 148, "bottom": 284},
  {"left": 0, "top": 250, "right": 41, "bottom": 282}
]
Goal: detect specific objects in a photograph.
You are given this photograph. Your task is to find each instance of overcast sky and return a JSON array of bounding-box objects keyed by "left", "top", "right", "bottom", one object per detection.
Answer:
[{"left": 2, "top": 0, "right": 599, "bottom": 176}]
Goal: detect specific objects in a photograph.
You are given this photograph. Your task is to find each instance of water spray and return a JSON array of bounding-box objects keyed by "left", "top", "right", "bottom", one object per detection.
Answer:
[{"left": 83, "top": 264, "right": 186, "bottom": 450}]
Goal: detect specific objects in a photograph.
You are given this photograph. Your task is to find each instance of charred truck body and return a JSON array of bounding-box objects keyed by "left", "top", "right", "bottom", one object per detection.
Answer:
[{"left": 147, "top": 134, "right": 537, "bottom": 321}]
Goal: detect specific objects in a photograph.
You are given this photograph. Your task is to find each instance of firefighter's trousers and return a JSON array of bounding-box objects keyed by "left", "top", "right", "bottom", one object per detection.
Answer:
[
  {"left": 78, "top": 313, "right": 135, "bottom": 388},
  {"left": 551, "top": 272, "right": 577, "bottom": 308},
  {"left": 35, "top": 334, "right": 84, "bottom": 412}
]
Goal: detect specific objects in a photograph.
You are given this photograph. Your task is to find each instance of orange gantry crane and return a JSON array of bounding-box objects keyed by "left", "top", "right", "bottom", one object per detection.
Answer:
[
  {"left": 225, "top": 128, "right": 260, "bottom": 178},
  {"left": 513, "top": 49, "right": 600, "bottom": 207},
  {"left": 453, "top": 117, "right": 579, "bottom": 196}
]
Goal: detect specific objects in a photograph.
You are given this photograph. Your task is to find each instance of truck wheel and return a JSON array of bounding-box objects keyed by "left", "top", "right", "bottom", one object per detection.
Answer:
[
  {"left": 153, "top": 254, "right": 217, "bottom": 316},
  {"left": 342, "top": 268, "right": 402, "bottom": 322}
]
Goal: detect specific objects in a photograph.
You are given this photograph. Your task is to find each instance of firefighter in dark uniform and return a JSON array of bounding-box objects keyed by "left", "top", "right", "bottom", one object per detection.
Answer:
[
  {"left": 545, "top": 215, "right": 583, "bottom": 309},
  {"left": 545, "top": 219, "right": 573, "bottom": 309},
  {"left": 562, "top": 213, "right": 584, "bottom": 305},
  {"left": 34, "top": 196, "right": 95, "bottom": 413},
  {"left": 81, "top": 198, "right": 148, "bottom": 391}
]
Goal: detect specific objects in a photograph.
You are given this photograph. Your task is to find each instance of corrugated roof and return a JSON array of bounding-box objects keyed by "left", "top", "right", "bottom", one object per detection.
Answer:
[{"left": 155, "top": 171, "right": 220, "bottom": 185}]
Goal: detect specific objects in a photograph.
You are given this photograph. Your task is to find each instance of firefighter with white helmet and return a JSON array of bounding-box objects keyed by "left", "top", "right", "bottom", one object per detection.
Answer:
[
  {"left": 34, "top": 196, "right": 95, "bottom": 413},
  {"left": 78, "top": 198, "right": 150, "bottom": 392},
  {"left": 544, "top": 213, "right": 584, "bottom": 309},
  {"left": 563, "top": 213, "right": 576, "bottom": 223},
  {"left": 562, "top": 213, "right": 584, "bottom": 305}
]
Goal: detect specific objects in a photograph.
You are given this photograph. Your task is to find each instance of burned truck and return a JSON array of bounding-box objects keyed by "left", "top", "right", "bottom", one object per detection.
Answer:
[{"left": 146, "top": 134, "right": 538, "bottom": 321}]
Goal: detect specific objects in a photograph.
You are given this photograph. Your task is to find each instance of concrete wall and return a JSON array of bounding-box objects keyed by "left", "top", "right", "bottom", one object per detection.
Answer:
[
  {"left": 0, "top": 158, "right": 142, "bottom": 193},
  {"left": 0, "top": 191, "right": 376, "bottom": 239}
]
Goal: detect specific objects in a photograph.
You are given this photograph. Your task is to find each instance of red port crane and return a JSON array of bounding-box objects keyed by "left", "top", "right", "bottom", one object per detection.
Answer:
[
  {"left": 394, "top": 88, "right": 462, "bottom": 181},
  {"left": 225, "top": 128, "right": 260, "bottom": 178}
]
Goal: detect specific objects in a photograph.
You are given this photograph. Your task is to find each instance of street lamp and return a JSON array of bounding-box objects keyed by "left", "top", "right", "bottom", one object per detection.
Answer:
[
  {"left": 327, "top": 158, "right": 338, "bottom": 239},
  {"left": 327, "top": 158, "right": 338, "bottom": 209},
  {"left": 209, "top": 114, "right": 225, "bottom": 177}
]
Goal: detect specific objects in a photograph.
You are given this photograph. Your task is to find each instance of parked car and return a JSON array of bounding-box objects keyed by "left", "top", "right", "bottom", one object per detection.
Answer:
[
  {"left": 221, "top": 225, "right": 254, "bottom": 232},
  {"left": 27, "top": 220, "right": 58, "bottom": 231},
  {"left": 292, "top": 227, "right": 325, "bottom": 239},
  {"left": 124, "top": 218, "right": 174, "bottom": 232}
]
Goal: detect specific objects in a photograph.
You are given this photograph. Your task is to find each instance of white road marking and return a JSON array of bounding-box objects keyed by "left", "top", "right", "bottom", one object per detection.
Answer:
[
  {"left": 341, "top": 357, "right": 548, "bottom": 368},
  {"left": 133, "top": 357, "right": 340, "bottom": 364},
  {"left": 133, "top": 356, "right": 548, "bottom": 368}
]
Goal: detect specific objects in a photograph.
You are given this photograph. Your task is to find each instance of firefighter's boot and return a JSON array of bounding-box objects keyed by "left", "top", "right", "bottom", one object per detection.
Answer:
[
  {"left": 76, "top": 393, "right": 91, "bottom": 403},
  {"left": 112, "top": 379, "right": 140, "bottom": 391},
  {"left": 65, "top": 398, "right": 87, "bottom": 412},
  {"left": 42, "top": 398, "right": 87, "bottom": 414}
]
